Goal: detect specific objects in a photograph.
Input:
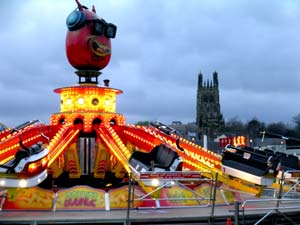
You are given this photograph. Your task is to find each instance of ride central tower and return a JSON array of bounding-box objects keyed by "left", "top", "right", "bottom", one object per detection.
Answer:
[
  {"left": 45, "top": 0, "right": 131, "bottom": 182},
  {"left": 50, "top": 0, "right": 124, "bottom": 133}
]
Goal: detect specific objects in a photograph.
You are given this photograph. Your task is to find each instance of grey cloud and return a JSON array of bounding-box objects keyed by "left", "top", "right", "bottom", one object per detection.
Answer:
[{"left": 0, "top": 0, "right": 299, "bottom": 127}]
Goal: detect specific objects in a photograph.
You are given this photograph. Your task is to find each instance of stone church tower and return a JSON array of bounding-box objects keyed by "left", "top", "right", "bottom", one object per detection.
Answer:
[{"left": 196, "top": 71, "right": 224, "bottom": 140}]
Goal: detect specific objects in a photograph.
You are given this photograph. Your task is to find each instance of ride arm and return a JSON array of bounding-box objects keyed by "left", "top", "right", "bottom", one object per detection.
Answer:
[{"left": 261, "top": 131, "right": 300, "bottom": 148}]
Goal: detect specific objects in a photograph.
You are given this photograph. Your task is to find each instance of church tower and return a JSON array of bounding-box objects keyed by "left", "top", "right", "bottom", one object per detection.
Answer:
[{"left": 196, "top": 71, "right": 224, "bottom": 140}]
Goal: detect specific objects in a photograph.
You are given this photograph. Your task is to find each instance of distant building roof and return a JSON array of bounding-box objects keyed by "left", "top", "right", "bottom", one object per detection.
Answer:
[
  {"left": 172, "top": 121, "right": 182, "bottom": 125},
  {"left": 253, "top": 138, "right": 284, "bottom": 146},
  {"left": 0, "top": 122, "right": 8, "bottom": 132}
]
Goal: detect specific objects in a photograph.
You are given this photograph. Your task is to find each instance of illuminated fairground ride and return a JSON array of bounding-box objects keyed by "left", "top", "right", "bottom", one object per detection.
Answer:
[{"left": 0, "top": 0, "right": 299, "bottom": 199}]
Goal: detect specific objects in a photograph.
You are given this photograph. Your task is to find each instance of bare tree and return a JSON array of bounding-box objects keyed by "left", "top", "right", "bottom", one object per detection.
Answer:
[
  {"left": 224, "top": 116, "right": 246, "bottom": 136},
  {"left": 246, "top": 118, "right": 265, "bottom": 139},
  {"left": 266, "top": 122, "right": 287, "bottom": 135}
]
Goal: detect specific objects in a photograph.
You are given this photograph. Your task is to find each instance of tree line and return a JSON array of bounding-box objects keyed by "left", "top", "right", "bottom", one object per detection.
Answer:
[
  {"left": 135, "top": 114, "right": 300, "bottom": 141},
  {"left": 222, "top": 113, "right": 300, "bottom": 140}
]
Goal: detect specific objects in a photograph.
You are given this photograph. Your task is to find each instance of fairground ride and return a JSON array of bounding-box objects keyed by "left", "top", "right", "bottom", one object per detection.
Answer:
[{"left": 0, "top": 0, "right": 299, "bottom": 198}]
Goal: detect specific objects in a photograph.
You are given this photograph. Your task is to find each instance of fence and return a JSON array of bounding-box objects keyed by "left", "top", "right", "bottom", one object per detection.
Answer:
[
  {"left": 233, "top": 170, "right": 300, "bottom": 225},
  {"left": 126, "top": 170, "right": 220, "bottom": 225}
]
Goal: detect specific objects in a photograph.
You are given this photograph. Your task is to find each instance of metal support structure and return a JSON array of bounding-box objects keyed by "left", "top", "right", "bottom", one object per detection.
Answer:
[
  {"left": 276, "top": 170, "right": 285, "bottom": 210},
  {"left": 52, "top": 192, "right": 58, "bottom": 211},
  {"left": 209, "top": 172, "right": 218, "bottom": 225},
  {"left": 127, "top": 170, "right": 218, "bottom": 225},
  {"left": 0, "top": 189, "right": 7, "bottom": 211},
  {"left": 130, "top": 171, "right": 214, "bottom": 209},
  {"left": 126, "top": 173, "right": 132, "bottom": 225},
  {"left": 75, "top": 70, "right": 101, "bottom": 84},
  {"left": 234, "top": 201, "right": 239, "bottom": 225},
  {"left": 239, "top": 170, "right": 300, "bottom": 225},
  {"left": 241, "top": 199, "right": 300, "bottom": 225}
]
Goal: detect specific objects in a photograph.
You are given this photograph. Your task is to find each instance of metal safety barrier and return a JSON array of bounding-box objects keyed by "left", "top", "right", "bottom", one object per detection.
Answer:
[
  {"left": 233, "top": 169, "right": 300, "bottom": 225},
  {"left": 0, "top": 188, "right": 7, "bottom": 211},
  {"left": 126, "top": 170, "right": 219, "bottom": 225}
]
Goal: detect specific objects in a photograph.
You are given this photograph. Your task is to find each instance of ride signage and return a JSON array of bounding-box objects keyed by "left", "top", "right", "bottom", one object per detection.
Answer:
[
  {"left": 139, "top": 172, "right": 201, "bottom": 180},
  {"left": 56, "top": 186, "right": 105, "bottom": 210},
  {"left": 290, "top": 171, "right": 300, "bottom": 178},
  {"left": 220, "top": 136, "right": 246, "bottom": 147}
]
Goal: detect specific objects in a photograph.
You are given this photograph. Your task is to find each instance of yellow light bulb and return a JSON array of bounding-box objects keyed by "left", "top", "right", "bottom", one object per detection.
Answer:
[
  {"left": 105, "top": 99, "right": 111, "bottom": 106},
  {"left": 66, "top": 99, "right": 72, "bottom": 105},
  {"left": 78, "top": 98, "right": 84, "bottom": 105}
]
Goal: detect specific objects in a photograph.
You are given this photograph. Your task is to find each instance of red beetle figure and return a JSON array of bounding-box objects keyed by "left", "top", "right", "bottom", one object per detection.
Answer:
[{"left": 66, "top": 0, "right": 117, "bottom": 71}]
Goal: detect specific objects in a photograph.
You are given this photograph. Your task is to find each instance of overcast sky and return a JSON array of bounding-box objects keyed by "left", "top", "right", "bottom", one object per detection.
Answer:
[{"left": 0, "top": 0, "right": 300, "bottom": 127}]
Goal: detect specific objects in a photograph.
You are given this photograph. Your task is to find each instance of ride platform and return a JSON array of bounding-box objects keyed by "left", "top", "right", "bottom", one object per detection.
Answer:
[{"left": 1, "top": 201, "right": 300, "bottom": 225}]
